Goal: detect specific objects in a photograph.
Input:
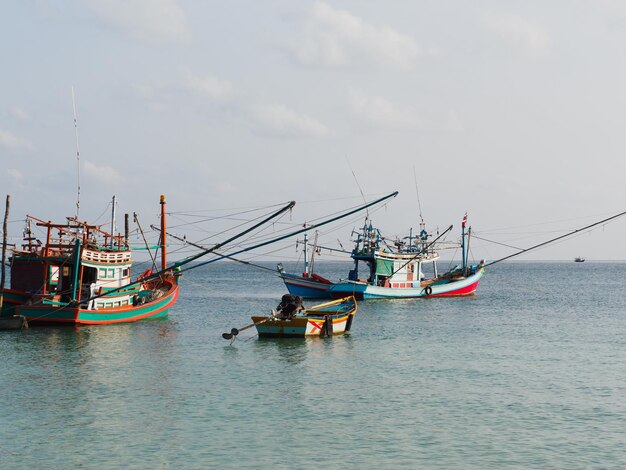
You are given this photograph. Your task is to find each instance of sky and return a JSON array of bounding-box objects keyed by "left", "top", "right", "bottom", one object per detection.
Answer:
[{"left": 1, "top": 0, "right": 626, "bottom": 263}]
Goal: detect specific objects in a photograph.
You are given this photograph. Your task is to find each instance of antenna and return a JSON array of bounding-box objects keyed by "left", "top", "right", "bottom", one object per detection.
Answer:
[
  {"left": 345, "top": 154, "right": 368, "bottom": 218},
  {"left": 413, "top": 166, "right": 424, "bottom": 224},
  {"left": 72, "top": 86, "right": 81, "bottom": 220}
]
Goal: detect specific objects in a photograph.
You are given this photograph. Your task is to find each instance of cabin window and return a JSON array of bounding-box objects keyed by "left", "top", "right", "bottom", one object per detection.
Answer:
[
  {"left": 122, "top": 268, "right": 129, "bottom": 277},
  {"left": 108, "top": 268, "right": 115, "bottom": 278},
  {"left": 99, "top": 268, "right": 107, "bottom": 279}
]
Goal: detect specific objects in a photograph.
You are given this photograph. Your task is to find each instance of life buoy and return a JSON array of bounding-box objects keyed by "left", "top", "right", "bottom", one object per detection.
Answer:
[{"left": 424, "top": 286, "right": 432, "bottom": 296}]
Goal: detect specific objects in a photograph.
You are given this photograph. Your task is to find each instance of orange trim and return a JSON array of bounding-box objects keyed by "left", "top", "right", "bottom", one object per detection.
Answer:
[{"left": 22, "top": 283, "right": 179, "bottom": 325}]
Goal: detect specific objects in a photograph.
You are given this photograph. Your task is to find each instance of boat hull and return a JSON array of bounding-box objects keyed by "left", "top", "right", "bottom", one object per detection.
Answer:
[
  {"left": 251, "top": 314, "right": 351, "bottom": 338},
  {"left": 0, "top": 289, "right": 33, "bottom": 317},
  {"left": 15, "top": 280, "right": 179, "bottom": 325},
  {"left": 251, "top": 296, "right": 357, "bottom": 338},
  {"left": 282, "top": 268, "right": 484, "bottom": 299}
]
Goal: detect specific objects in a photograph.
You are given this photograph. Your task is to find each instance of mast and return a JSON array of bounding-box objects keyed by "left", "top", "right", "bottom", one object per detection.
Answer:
[
  {"left": 0, "top": 195, "right": 9, "bottom": 312},
  {"left": 465, "top": 227, "right": 472, "bottom": 276},
  {"left": 461, "top": 212, "right": 467, "bottom": 273},
  {"left": 160, "top": 195, "right": 167, "bottom": 270},
  {"left": 302, "top": 230, "right": 308, "bottom": 277},
  {"left": 309, "top": 231, "right": 319, "bottom": 275},
  {"left": 110, "top": 195, "right": 117, "bottom": 248},
  {"left": 72, "top": 86, "right": 81, "bottom": 220}
]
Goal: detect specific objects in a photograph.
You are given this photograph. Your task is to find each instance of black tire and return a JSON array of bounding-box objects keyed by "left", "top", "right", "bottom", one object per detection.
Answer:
[{"left": 424, "top": 286, "right": 432, "bottom": 296}]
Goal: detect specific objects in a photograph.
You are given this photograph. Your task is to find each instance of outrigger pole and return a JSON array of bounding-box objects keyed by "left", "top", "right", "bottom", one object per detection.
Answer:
[
  {"left": 84, "top": 198, "right": 296, "bottom": 304},
  {"left": 94, "top": 191, "right": 397, "bottom": 302},
  {"left": 484, "top": 210, "right": 626, "bottom": 267},
  {"left": 184, "top": 191, "right": 399, "bottom": 272}
]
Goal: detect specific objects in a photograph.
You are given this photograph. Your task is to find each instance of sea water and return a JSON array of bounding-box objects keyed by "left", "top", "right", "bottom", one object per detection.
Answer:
[{"left": 1, "top": 261, "right": 626, "bottom": 469}]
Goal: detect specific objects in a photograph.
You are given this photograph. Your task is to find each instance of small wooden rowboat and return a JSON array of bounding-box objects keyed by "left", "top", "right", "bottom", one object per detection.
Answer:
[{"left": 251, "top": 296, "right": 357, "bottom": 338}]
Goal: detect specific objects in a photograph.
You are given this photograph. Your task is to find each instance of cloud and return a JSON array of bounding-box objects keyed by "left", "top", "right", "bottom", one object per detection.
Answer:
[
  {"left": 133, "top": 80, "right": 171, "bottom": 111},
  {"left": 349, "top": 89, "right": 421, "bottom": 129},
  {"left": 250, "top": 104, "right": 330, "bottom": 138},
  {"left": 84, "top": 160, "right": 124, "bottom": 185},
  {"left": 181, "top": 68, "right": 234, "bottom": 102},
  {"left": 0, "top": 129, "right": 34, "bottom": 151},
  {"left": 7, "top": 168, "right": 23, "bottom": 183},
  {"left": 83, "top": 0, "right": 191, "bottom": 46},
  {"left": 10, "top": 106, "right": 29, "bottom": 121},
  {"left": 483, "top": 11, "right": 549, "bottom": 58},
  {"left": 292, "top": 1, "right": 423, "bottom": 68}
]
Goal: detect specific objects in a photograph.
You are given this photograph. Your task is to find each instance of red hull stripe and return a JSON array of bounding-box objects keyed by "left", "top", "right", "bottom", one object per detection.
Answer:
[
  {"left": 431, "top": 280, "right": 479, "bottom": 297},
  {"left": 24, "top": 285, "right": 179, "bottom": 325}
]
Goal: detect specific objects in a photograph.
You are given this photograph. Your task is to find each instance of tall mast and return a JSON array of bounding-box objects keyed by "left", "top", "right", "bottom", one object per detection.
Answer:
[
  {"left": 110, "top": 195, "right": 117, "bottom": 248},
  {"left": 461, "top": 212, "right": 467, "bottom": 273},
  {"left": 160, "top": 195, "right": 167, "bottom": 270},
  {"left": 309, "top": 231, "right": 319, "bottom": 275},
  {"left": 0, "top": 195, "right": 9, "bottom": 312},
  {"left": 302, "top": 229, "right": 309, "bottom": 276},
  {"left": 72, "top": 86, "right": 81, "bottom": 220}
]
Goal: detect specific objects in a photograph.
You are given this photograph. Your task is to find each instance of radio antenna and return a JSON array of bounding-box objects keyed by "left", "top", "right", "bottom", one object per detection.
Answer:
[
  {"left": 345, "top": 154, "right": 368, "bottom": 218},
  {"left": 413, "top": 166, "right": 424, "bottom": 224},
  {"left": 72, "top": 86, "right": 81, "bottom": 220}
]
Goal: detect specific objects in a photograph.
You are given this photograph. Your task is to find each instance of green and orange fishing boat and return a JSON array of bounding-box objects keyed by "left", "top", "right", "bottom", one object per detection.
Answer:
[{"left": 0, "top": 195, "right": 180, "bottom": 325}]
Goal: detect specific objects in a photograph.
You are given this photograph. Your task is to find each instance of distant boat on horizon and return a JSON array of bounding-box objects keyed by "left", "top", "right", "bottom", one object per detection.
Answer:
[{"left": 574, "top": 256, "right": 585, "bottom": 262}]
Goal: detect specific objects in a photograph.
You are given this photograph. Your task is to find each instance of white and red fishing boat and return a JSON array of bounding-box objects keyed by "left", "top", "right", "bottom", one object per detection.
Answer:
[{"left": 278, "top": 214, "right": 484, "bottom": 300}]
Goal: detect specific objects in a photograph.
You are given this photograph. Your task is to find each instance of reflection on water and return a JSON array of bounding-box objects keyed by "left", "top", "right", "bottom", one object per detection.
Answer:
[{"left": 3, "top": 262, "right": 626, "bottom": 468}]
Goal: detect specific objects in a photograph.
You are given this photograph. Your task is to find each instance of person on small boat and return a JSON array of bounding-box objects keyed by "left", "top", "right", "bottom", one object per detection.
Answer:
[{"left": 276, "top": 294, "right": 304, "bottom": 319}]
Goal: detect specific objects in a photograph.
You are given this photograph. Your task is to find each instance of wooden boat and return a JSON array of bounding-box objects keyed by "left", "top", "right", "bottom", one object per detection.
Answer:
[
  {"left": 0, "top": 195, "right": 181, "bottom": 325},
  {"left": 278, "top": 215, "right": 484, "bottom": 300},
  {"left": 251, "top": 296, "right": 357, "bottom": 338}
]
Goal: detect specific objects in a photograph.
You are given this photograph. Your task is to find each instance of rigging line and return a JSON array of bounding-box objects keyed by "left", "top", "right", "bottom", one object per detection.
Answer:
[
  {"left": 478, "top": 212, "right": 622, "bottom": 234},
  {"left": 164, "top": 230, "right": 281, "bottom": 276},
  {"left": 71, "top": 86, "right": 81, "bottom": 220},
  {"left": 484, "top": 210, "right": 626, "bottom": 267},
  {"left": 134, "top": 212, "right": 158, "bottom": 272},
  {"left": 85, "top": 200, "right": 297, "bottom": 303},
  {"left": 299, "top": 243, "right": 352, "bottom": 255},
  {"left": 167, "top": 201, "right": 289, "bottom": 215},
  {"left": 413, "top": 166, "right": 424, "bottom": 224},
  {"left": 224, "top": 202, "right": 388, "bottom": 254},
  {"left": 388, "top": 225, "right": 454, "bottom": 278},
  {"left": 471, "top": 235, "right": 524, "bottom": 251},
  {"left": 183, "top": 192, "right": 399, "bottom": 272},
  {"left": 156, "top": 209, "right": 295, "bottom": 255},
  {"left": 166, "top": 204, "right": 294, "bottom": 229},
  {"left": 345, "top": 155, "right": 368, "bottom": 218},
  {"left": 192, "top": 206, "right": 294, "bottom": 245}
]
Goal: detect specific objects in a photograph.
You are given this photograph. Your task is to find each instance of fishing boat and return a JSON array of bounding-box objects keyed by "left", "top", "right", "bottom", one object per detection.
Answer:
[
  {"left": 278, "top": 215, "right": 484, "bottom": 300},
  {"left": 250, "top": 296, "right": 357, "bottom": 338},
  {"left": 0, "top": 196, "right": 180, "bottom": 325},
  {"left": 574, "top": 256, "right": 585, "bottom": 262}
]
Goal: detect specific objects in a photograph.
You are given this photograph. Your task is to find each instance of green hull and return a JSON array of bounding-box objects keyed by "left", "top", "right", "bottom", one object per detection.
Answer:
[
  {"left": 0, "top": 289, "right": 33, "bottom": 318},
  {"left": 16, "top": 282, "right": 179, "bottom": 325}
]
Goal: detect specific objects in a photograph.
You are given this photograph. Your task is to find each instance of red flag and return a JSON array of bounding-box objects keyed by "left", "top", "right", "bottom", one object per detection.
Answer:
[{"left": 461, "top": 212, "right": 467, "bottom": 228}]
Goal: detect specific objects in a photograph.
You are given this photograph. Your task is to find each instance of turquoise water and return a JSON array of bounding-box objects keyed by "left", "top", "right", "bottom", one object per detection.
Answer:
[{"left": 2, "top": 261, "right": 626, "bottom": 469}]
